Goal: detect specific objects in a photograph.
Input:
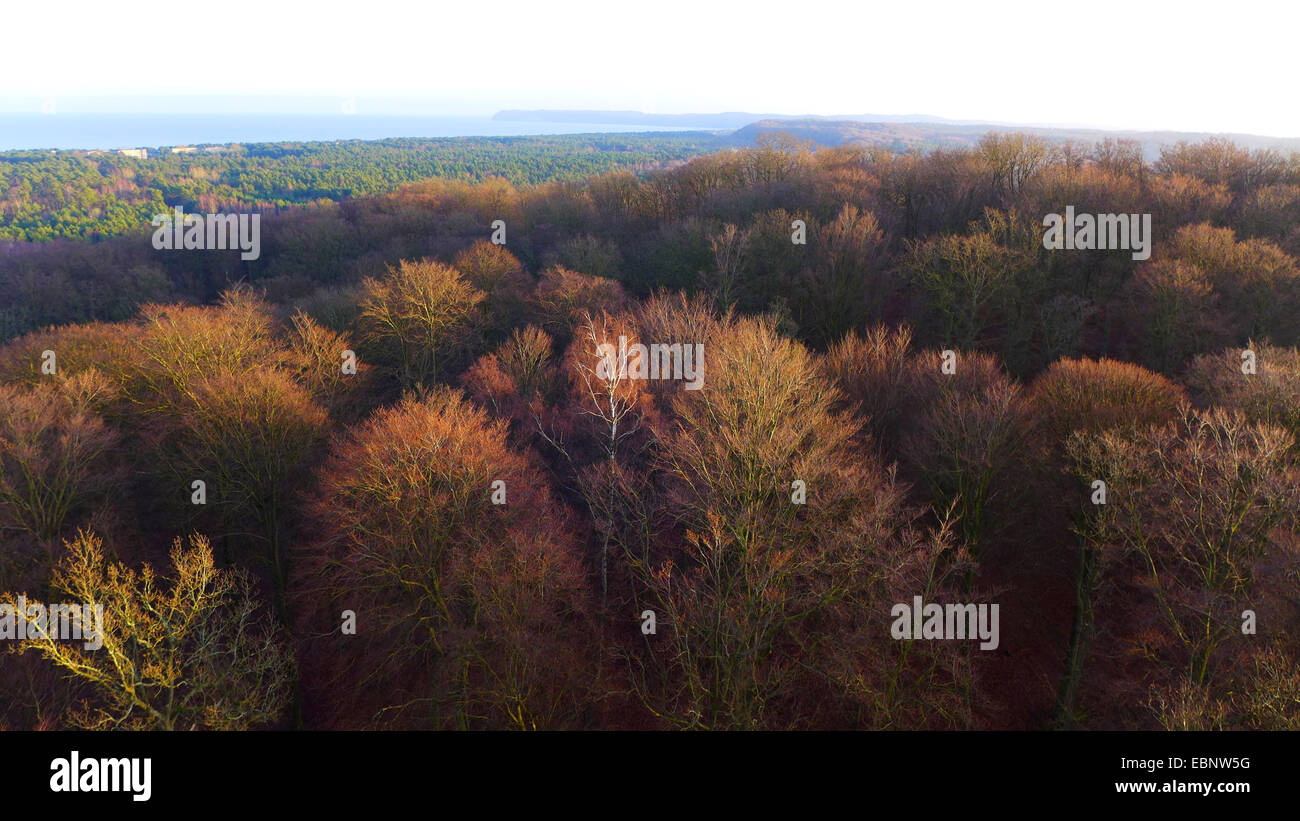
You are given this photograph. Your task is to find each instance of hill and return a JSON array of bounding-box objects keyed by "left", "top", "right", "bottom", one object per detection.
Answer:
[{"left": 724, "top": 118, "right": 1300, "bottom": 159}]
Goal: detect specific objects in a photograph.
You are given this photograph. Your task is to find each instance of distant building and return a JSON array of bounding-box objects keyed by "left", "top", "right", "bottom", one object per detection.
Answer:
[
  {"left": 117, "top": 148, "right": 148, "bottom": 159},
  {"left": 170, "top": 146, "right": 198, "bottom": 154}
]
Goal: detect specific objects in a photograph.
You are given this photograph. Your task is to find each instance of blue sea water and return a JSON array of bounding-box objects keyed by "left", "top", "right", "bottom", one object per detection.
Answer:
[{"left": 0, "top": 114, "right": 699, "bottom": 151}]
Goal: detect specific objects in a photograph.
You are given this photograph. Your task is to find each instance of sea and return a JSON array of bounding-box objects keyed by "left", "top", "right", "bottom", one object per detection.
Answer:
[{"left": 0, "top": 114, "right": 700, "bottom": 152}]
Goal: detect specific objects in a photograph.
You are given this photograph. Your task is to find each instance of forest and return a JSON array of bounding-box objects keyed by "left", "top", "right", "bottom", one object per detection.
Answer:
[
  {"left": 0, "top": 132, "right": 715, "bottom": 243},
  {"left": 1, "top": 132, "right": 1299, "bottom": 730}
]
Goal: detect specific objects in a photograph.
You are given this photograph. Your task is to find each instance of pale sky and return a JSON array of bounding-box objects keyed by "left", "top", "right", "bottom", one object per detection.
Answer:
[{"left": 2, "top": 0, "right": 1295, "bottom": 136}]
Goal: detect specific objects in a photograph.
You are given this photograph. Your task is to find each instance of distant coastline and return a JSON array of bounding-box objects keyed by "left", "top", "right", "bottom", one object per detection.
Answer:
[
  {"left": 0, "top": 114, "right": 705, "bottom": 152},
  {"left": 6, "top": 109, "right": 1299, "bottom": 160}
]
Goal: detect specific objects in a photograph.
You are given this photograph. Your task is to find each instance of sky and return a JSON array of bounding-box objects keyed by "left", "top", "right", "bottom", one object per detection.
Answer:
[{"left": 2, "top": 0, "right": 1295, "bottom": 136}]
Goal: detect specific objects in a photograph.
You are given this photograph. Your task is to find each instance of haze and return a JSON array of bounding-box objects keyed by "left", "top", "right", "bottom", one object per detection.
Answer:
[{"left": 2, "top": 0, "right": 1295, "bottom": 137}]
